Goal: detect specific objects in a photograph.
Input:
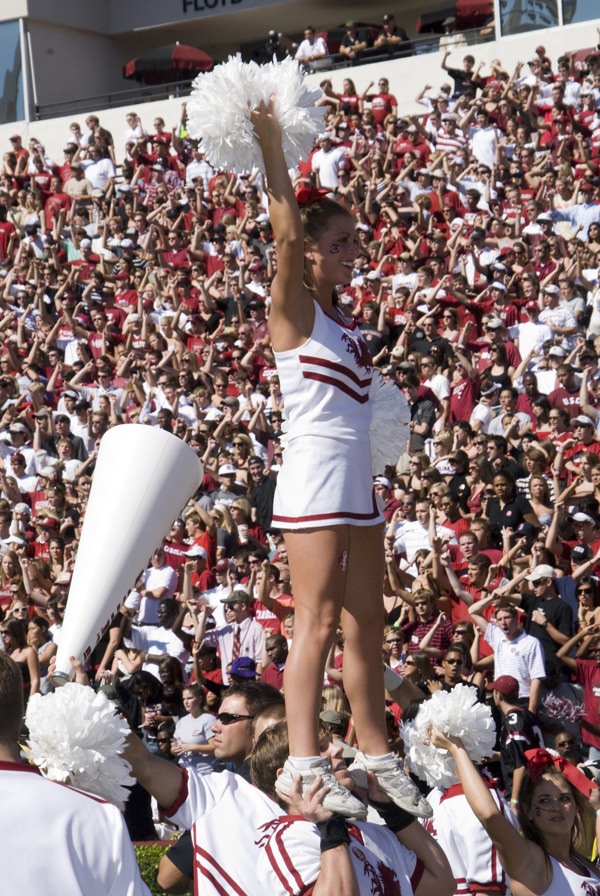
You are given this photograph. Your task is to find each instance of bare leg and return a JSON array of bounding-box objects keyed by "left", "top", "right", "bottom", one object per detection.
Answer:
[
  {"left": 340, "top": 523, "right": 389, "bottom": 756},
  {"left": 283, "top": 526, "right": 348, "bottom": 757}
]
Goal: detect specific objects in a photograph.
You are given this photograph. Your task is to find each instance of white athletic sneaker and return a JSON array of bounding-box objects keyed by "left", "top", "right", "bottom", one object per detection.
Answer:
[
  {"left": 276, "top": 758, "right": 368, "bottom": 820},
  {"left": 348, "top": 752, "right": 432, "bottom": 818}
]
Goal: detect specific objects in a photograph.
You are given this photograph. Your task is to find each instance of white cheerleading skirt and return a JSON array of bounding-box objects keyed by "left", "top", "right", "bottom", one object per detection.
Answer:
[{"left": 271, "top": 434, "right": 383, "bottom": 530}]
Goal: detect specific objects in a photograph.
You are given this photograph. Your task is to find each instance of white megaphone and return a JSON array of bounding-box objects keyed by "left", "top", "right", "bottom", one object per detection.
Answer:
[{"left": 52, "top": 425, "right": 201, "bottom": 685}]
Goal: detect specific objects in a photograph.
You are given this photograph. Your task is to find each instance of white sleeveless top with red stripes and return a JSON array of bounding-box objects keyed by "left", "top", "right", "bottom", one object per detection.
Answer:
[{"left": 272, "top": 301, "right": 383, "bottom": 529}]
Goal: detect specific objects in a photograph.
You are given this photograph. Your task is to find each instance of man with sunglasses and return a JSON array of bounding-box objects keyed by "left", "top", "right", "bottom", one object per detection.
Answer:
[{"left": 156, "top": 680, "right": 284, "bottom": 893}]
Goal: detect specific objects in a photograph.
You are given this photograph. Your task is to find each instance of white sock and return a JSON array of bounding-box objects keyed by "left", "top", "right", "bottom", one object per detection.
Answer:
[
  {"left": 365, "top": 752, "right": 395, "bottom": 763},
  {"left": 288, "top": 755, "right": 322, "bottom": 769}
]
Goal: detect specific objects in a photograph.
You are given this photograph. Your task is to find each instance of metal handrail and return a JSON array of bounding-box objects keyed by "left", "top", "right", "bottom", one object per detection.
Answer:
[
  {"left": 34, "top": 80, "right": 195, "bottom": 120},
  {"left": 33, "top": 26, "right": 495, "bottom": 120}
]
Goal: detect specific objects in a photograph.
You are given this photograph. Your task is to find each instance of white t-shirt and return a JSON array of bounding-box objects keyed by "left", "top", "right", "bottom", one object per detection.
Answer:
[
  {"left": 508, "top": 320, "right": 554, "bottom": 361},
  {"left": 311, "top": 146, "right": 348, "bottom": 189},
  {"left": 126, "top": 624, "right": 189, "bottom": 677},
  {"left": 136, "top": 564, "right": 179, "bottom": 624},
  {"left": 174, "top": 712, "right": 215, "bottom": 770}
]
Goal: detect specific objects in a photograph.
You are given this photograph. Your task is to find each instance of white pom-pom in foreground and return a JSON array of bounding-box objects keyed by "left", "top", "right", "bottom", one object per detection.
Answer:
[
  {"left": 187, "top": 55, "right": 325, "bottom": 174},
  {"left": 26, "top": 684, "right": 133, "bottom": 810},
  {"left": 402, "top": 685, "right": 496, "bottom": 790}
]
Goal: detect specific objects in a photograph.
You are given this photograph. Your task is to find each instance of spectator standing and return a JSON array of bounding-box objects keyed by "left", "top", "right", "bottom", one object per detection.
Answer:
[{"left": 470, "top": 598, "right": 546, "bottom": 712}]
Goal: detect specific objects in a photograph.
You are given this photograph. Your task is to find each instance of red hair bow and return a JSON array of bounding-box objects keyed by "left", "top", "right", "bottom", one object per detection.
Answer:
[
  {"left": 295, "top": 186, "right": 329, "bottom": 205},
  {"left": 525, "top": 748, "right": 596, "bottom": 796}
]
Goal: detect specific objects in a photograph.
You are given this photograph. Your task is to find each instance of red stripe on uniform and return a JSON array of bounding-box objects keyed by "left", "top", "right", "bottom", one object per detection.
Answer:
[
  {"left": 302, "top": 371, "right": 370, "bottom": 403},
  {"left": 265, "top": 839, "right": 296, "bottom": 895},
  {"left": 299, "top": 354, "right": 372, "bottom": 388},
  {"left": 195, "top": 846, "right": 248, "bottom": 896},
  {"left": 275, "top": 827, "right": 306, "bottom": 891},
  {"left": 159, "top": 767, "right": 189, "bottom": 817},
  {"left": 273, "top": 491, "right": 379, "bottom": 525}
]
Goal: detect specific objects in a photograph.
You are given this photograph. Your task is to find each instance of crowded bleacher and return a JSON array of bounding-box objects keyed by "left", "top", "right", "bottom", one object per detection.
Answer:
[{"left": 3, "top": 21, "right": 600, "bottom": 890}]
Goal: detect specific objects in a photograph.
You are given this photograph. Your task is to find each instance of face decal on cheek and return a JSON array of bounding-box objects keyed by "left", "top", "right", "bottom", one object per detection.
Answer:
[{"left": 330, "top": 244, "right": 340, "bottom": 254}]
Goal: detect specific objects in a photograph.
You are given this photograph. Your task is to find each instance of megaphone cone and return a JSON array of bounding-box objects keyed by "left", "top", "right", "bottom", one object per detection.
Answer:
[{"left": 52, "top": 425, "right": 201, "bottom": 685}]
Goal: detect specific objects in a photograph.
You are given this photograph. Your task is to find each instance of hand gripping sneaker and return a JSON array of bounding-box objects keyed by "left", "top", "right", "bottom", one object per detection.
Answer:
[
  {"left": 276, "top": 757, "right": 368, "bottom": 820},
  {"left": 348, "top": 752, "right": 432, "bottom": 818}
]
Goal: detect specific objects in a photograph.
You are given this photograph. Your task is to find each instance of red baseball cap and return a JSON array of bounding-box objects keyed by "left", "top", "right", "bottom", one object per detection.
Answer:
[{"left": 487, "top": 675, "right": 519, "bottom": 696}]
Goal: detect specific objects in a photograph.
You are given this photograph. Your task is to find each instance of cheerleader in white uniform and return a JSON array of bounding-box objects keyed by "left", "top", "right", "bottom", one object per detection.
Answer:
[
  {"left": 251, "top": 99, "right": 430, "bottom": 819},
  {"left": 430, "top": 726, "right": 600, "bottom": 896}
]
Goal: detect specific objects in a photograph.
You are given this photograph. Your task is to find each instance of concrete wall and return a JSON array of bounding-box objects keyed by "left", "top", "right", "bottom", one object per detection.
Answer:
[
  {"left": 27, "top": 20, "right": 131, "bottom": 108},
  {"left": 1, "top": 17, "right": 598, "bottom": 164}
]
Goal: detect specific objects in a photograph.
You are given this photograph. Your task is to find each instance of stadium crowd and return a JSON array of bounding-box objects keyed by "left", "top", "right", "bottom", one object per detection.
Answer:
[{"left": 3, "top": 27, "right": 600, "bottom": 895}]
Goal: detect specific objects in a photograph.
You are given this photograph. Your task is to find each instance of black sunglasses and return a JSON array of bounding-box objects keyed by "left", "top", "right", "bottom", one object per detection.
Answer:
[{"left": 216, "top": 712, "right": 254, "bottom": 725}]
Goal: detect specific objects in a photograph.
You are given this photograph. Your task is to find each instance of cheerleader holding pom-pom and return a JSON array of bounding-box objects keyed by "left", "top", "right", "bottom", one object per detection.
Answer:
[{"left": 243, "top": 95, "right": 429, "bottom": 819}]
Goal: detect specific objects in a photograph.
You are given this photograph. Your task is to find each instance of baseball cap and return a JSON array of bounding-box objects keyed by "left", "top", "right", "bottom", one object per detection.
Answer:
[
  {"left": 187, "top": 545, "right": 207, "bottom": 559},
  {"left": 548, "top": 346, "right": 566, "bottom": 358},
  {"left": 229, "top": 657, "right": 257, "bottom": 679},
  {"left": 571, "top": 544, "right": 593, "bottom": 563},
  {"left": 320, "top": 710, "right": 348, "bottom": 726},
  {"left": 486, "top": 318, "right": 504, "bottom": 329},
  {"left": 9, "top": 423, "right": 29, "bottom": 434},
  {"left": 13, "top": 502, "right": 30, "bottom": 515},
  {"left": 374, "top": 476, "right": 392, "bottom": 488},
  {"left": 487, "top": 675, "right": 520, "bottom": 696},
  {"left": 572, "top": 415, "right": 595, "bottom": 427},
  {"left": 212, "top": 558, "right": 232, "bottom": 573},
  {"left": 526, "top": 564, "right": 556, "bottom": 582},
  {"left": 571, "top": 512, "right": 596, "bottom": 525},
  {"left": 221, "top": 590, "right": 250, "bottom": 604},
  {"left": 218, "top": 463, "right": 237, "bottom": 476},
  {"left": 490, "top": 281, "right": 507, "bottom": 292},
  {"left": 543, "top": 285, "right": 560, "bottom": 295},
  {"left": 525, "top": 301, "right": 538, "bottom": 311}
]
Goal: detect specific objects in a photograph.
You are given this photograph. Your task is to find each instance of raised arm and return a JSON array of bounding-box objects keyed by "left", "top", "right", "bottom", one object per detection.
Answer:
[
  {"left": 250, "top": 99, "right": 310, "bottom": 347},
  {"left": 429, "top": 727, "right": 546, "bottom": 891}
]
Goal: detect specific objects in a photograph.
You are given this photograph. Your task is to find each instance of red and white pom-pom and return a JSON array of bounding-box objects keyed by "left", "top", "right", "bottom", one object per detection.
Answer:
[{"left": 543, "top": 694, "right": 585, "bottom": 723}]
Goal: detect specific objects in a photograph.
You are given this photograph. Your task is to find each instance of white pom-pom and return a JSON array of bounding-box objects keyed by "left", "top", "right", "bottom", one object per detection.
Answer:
[
  {"left": 26, "top": 684, "right": 133, "bottom": 811},
  {"left": 187, "top": 55, "right": 325, "bottom": 174},
  {"left": 369, "top": 372, "right": 410, "bottom": 474},
  {"left": 402, "top": 685, "right": 496, "bottom": 789}
]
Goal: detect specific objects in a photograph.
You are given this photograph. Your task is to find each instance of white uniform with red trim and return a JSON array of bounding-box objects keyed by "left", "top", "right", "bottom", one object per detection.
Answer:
[
  {"left": 256, "top": 813, "right": 423, "bottom": 895},
  {"left": 272, "top": 300, "right": 383, "bottom": 529},
  {"left": 541, "top": 856, "right": 600, "bottom": 895},
  {"left": 0, "top": 760, "right": 149, "bottom": 896},
  {"left": 422, "top": 778, "right": 517, "bottom": 896},
  {"left": 161, "top": 767, "right": 281, "bottom": 896}
]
